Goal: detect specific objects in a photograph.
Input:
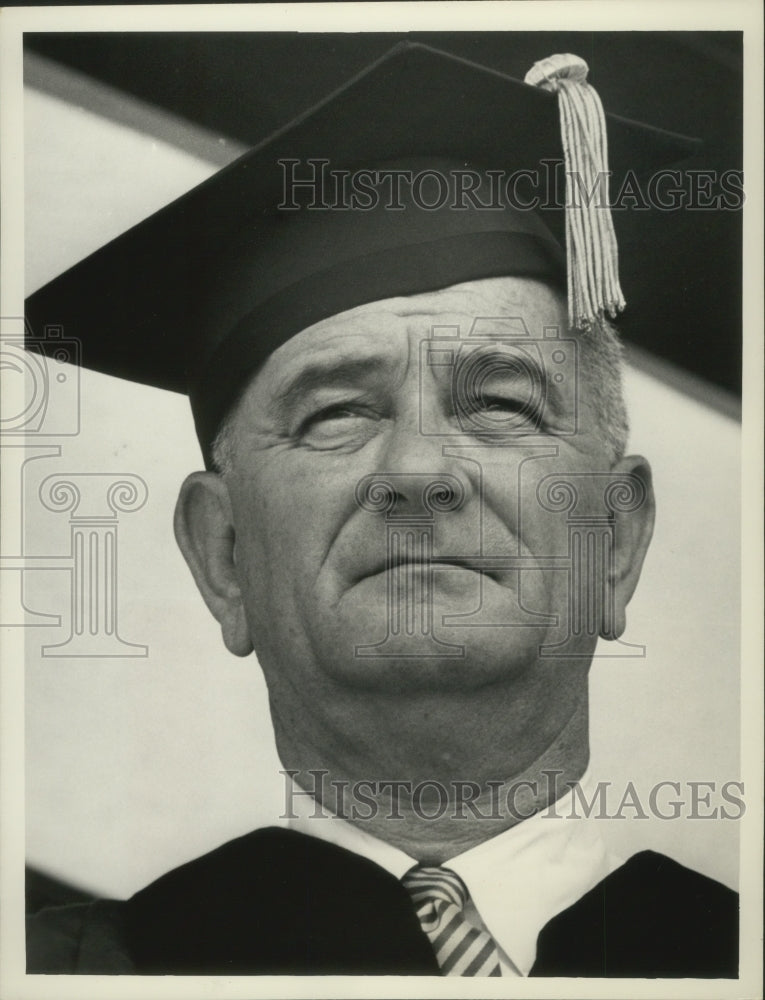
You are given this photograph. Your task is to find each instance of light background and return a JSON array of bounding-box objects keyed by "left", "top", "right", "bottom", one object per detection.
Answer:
[{"left": 22, "top": 60, "right": 741, "bottom": 899}]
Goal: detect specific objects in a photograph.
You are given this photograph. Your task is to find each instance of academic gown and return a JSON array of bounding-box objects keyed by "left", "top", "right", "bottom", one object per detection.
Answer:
[{"left": 26, "top": 827, "right": 739, "bottom": 977}]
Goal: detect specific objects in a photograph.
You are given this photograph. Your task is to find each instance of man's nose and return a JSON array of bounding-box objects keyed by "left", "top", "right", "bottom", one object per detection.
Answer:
[
  {"left": 355, "top": 471, "right": 465, "bottom": 520},
  {"left": 357, "top": 406, "right": 474, "bottom": 518}
]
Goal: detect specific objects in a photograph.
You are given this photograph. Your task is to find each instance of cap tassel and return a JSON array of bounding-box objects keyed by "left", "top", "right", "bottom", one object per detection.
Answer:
[{"left": 525, "top": 54, "right": 625, "bottom": 329}]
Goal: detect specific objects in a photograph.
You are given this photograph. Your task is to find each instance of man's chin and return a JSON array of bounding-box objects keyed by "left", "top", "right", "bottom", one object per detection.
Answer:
[
  {"left": 315, "top": 643, "right": 542, "bottom": 693},
  {"left": 312, "top": 586, "right": 550, "bottom": 693},
  {"left": 298, "top": 568, "right": 551, "bottom": 692}
]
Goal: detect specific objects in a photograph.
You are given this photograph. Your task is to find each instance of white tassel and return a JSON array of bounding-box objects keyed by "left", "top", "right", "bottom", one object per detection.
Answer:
[{"left": 525, "top": 54, "right": 625, "bottom": 329}]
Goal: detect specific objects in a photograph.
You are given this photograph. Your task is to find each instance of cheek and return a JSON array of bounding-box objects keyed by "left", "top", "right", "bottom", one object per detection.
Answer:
[
  {"left": 230, "top": 455, "right": 361, "bottom": 589},
  {"left": 476, "top": 450, "right": 567, "bottom": 547},
  {"left": 479, "top": 447, "right": 604, "bottom": 558}
]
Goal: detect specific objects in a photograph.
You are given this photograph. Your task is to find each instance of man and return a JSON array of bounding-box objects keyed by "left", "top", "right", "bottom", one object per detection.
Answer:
[{"left": 25, "top": 42, "right": 737, "bottom": 977}]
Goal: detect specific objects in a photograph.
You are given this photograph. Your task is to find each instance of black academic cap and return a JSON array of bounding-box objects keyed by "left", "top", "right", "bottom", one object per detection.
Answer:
[{"left": 25, "top": 41, "right": 698, "bottom": 466}]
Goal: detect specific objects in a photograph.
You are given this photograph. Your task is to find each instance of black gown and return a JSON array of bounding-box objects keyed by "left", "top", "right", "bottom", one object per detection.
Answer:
[{"left": 27, "top": 827, "right": 739, "bottom": 977}]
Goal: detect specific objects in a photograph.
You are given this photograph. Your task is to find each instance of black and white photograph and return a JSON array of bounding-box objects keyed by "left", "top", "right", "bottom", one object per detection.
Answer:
[{"left": 0, "top": 3, "right": 762, "bottom": 997}]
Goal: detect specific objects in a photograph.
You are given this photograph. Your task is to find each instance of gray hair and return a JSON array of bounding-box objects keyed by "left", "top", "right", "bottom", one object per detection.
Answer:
[
  {"left": 576, "top": 315, "right": 629, "bottom": 463},
  {"left": 211, "top": 315, "right": 629, "bottom": 476},
  {"left": 211, "top": 402, "right": 240, "bottom": 477}
]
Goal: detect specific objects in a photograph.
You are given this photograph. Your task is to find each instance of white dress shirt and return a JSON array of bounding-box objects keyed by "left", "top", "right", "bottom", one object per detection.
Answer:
[{"left": 286, "top": 769, "right": 624, "bottom": 976}]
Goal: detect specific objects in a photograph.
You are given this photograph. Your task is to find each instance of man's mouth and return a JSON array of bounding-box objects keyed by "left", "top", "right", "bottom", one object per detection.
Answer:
[{"left": 362, "top": 555, "right": 504, "bottom": 584}]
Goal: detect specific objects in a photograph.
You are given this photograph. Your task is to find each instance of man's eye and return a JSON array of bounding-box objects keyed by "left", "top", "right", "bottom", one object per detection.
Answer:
[
  {"left": 477, "top": 395, "right": 527, "bottom": 414},
  {"left": 297, "top": 404, "right": 378, "bottom": 449},
  {"left": 453, "top": 392, "right": 543, "bottom": 437},
  {"left": 304, "top": 404, "right": 360, "bottom": 428},
  {"left": 469, "top": 394, "right": 537, "bottom": 421}
]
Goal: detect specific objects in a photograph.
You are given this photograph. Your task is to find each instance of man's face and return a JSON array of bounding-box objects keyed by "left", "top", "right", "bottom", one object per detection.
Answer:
[{"left": 215, "top": 277, "right": 632, "bottom": 703}]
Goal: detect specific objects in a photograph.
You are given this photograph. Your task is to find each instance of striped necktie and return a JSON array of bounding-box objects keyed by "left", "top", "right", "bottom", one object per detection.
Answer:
[{"left": 403, "top": 866, "right": 502, "bottom": 977}]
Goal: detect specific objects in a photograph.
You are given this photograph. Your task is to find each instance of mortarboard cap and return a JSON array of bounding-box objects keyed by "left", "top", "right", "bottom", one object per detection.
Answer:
[{"left": 24, "top": 42, "right": 698, "bottom": 467}]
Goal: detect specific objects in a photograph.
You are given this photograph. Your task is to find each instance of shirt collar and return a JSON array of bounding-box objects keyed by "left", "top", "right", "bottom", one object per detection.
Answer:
[
  {"left": 286, "top": 779, "right": 415, "bottom": 880},
  {"left": 285, "top": 768, "right": 622, "bottom": 975}
]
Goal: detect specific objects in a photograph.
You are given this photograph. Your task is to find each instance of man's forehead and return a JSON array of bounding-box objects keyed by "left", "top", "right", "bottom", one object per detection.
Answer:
[{"left": 262, "top": 276, "right": 568, "bottom": 372}]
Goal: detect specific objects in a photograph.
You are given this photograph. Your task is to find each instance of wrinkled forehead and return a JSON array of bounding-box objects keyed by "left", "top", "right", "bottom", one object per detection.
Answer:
[{"left": 256, "top": 276, "right": 569, "bottom": 380}]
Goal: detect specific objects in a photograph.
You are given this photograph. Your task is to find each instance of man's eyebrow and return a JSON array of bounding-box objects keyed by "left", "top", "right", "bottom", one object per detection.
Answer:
[
  {"left": 268, "top": 355, "right": 392, "bottom": 412},
  {"left": 455, "top": 342, "right": 549, "bottom": 383}
]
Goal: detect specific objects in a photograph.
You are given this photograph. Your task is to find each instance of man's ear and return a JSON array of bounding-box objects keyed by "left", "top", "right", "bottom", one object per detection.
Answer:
[
  {"left": 174, "top": 472, "right": 253, "bottom": 657},
  {"left": 601, "top": 455, "right": 656, "bottom": 640}
]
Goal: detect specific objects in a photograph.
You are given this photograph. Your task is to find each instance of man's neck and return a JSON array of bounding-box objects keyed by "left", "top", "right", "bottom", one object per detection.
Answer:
[{"left": 275, "top": 685, "right": 590, "bottom": 864}]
